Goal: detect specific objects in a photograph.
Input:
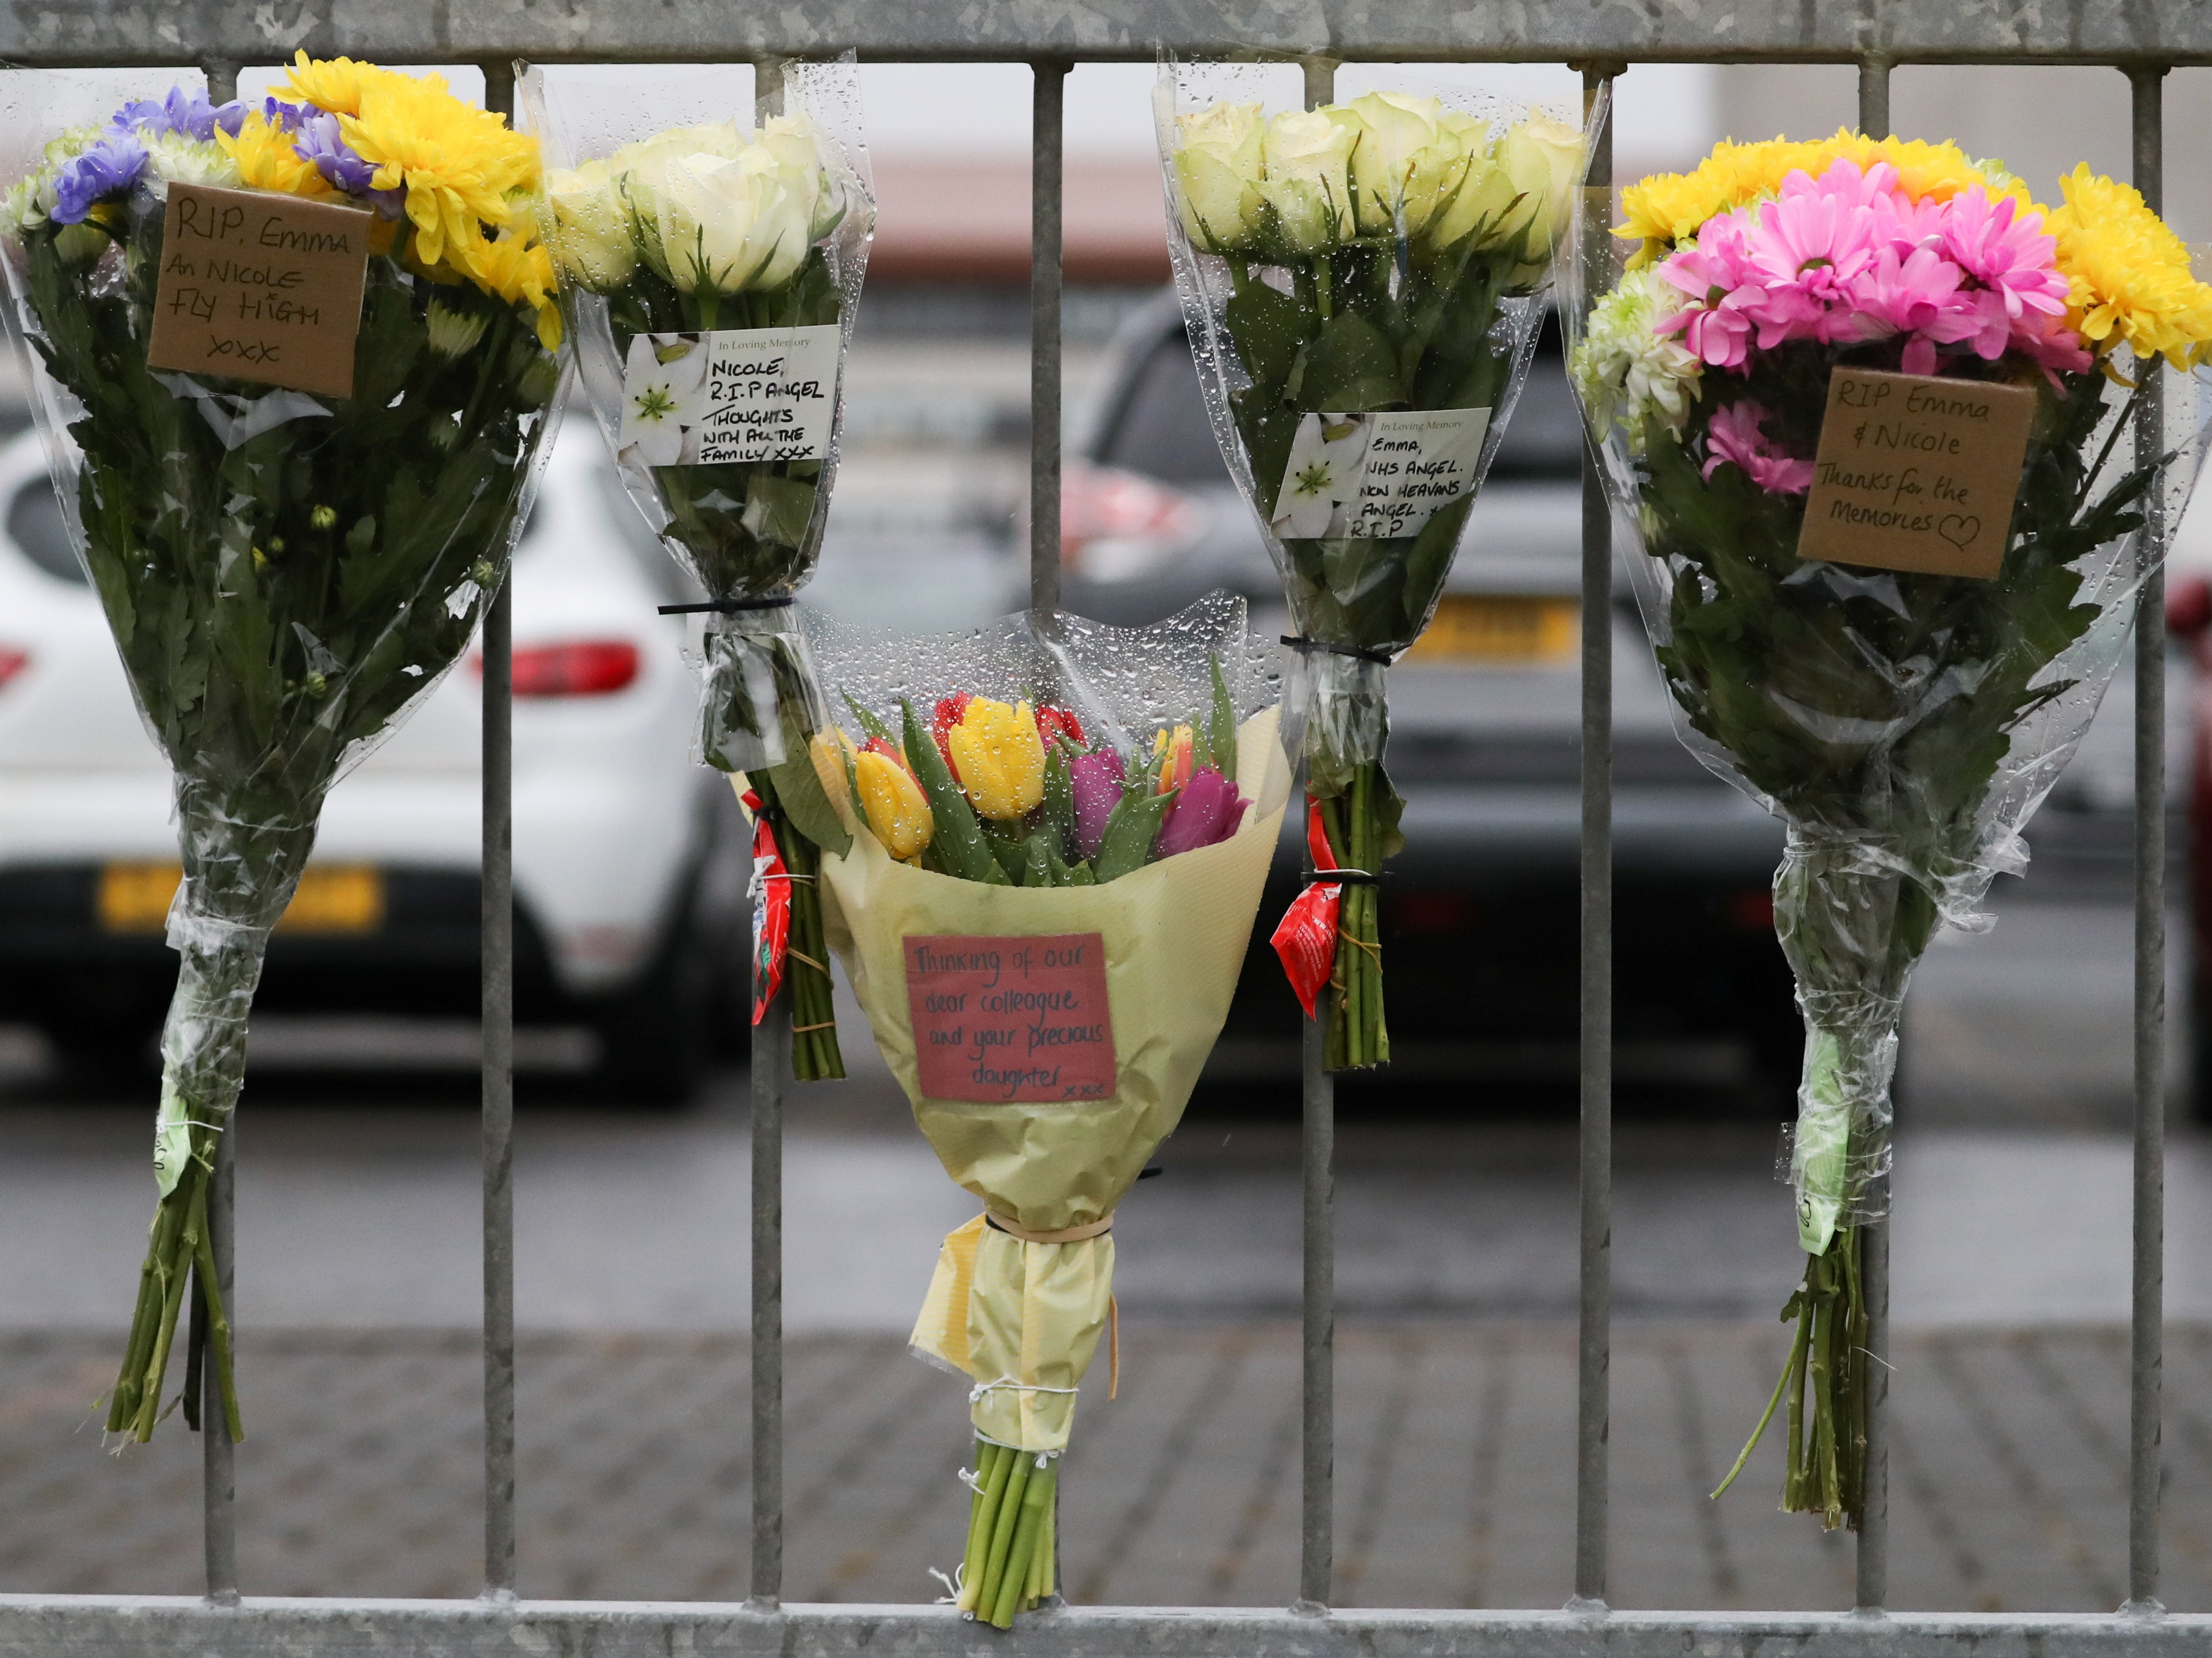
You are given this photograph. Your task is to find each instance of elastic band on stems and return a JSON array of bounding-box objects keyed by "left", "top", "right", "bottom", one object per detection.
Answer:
[
  {"left": 656, "top": 596, "right": 798, "bottom": 616},
  {"left": 1280, "top": 633, "right": 1394, "bottom": 666}
]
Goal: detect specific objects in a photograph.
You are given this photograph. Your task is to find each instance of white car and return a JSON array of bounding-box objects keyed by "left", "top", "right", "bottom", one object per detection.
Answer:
[{"left": 0, "top": 420, "right": 747, "bottom": 1100}]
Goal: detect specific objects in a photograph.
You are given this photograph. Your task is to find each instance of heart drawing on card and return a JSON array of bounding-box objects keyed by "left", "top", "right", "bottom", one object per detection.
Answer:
[{"left": 1936, "top": 514, "right": 1980, "bottom": 551}]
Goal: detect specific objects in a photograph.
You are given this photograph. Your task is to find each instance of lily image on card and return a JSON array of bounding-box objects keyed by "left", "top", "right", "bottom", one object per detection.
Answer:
[
  {"left": 1270, "top": 406, "right": 1491, "bottom": 540},
  {"left": 615, "top": 324, "right": 841, "bottom": 468}
]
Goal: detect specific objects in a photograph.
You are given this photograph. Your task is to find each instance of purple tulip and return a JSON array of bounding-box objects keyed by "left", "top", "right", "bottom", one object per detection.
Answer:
[
  {"left": 1156, "top": 767, "right": 1248, "bottom": 859},
  {"left": 1070, "top": 748, "right": 1125, "bottom": 861},
  {"left": 50, "top": 136, "right": 146, "bottom": 224}
]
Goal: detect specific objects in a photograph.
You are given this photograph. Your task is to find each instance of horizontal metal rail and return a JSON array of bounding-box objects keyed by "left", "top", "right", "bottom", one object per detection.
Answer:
[
  {"left": 2, "top": 1599, "right": 2209, "bottom": 1656},
  {"left": 8, "top": 1, "right": 2212, "bottom": 64}
]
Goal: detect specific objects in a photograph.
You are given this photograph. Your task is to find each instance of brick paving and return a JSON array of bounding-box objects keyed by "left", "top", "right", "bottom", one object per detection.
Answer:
[{"left": 7, "top": 1321, "right": 2212, "bottom": 1612}]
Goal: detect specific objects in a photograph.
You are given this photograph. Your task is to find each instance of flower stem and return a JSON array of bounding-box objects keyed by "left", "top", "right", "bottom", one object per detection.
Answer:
[{"left": 976, "top": 1443, "right": 1032, "bottom": 1617}]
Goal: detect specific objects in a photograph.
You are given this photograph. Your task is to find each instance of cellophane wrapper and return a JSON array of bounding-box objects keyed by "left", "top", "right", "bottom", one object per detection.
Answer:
[
  {"left": 0, "top": 70, "right": 561, "bottom": 1440},
  {"left": 1563, "top": 217, "right": 2212, "bottom": 1257},
  {"left": 805, "top": 594, "right": 1289, "bottom": 1455},
  {"left": 520, "top": 60, "right": 871, "bottom": 775},
  {"left": 1155, "top": 61, "right": 1596, "bottom": 1067}
]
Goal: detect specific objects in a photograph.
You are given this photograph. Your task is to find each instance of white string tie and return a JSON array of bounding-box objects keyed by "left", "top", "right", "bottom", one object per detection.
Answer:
[
  {"left": 968, "top": 1376, "right": 1079, "bottom": 1406},
  {"left": 928, "top": 1563, "right": 963, "bottom": 1604}
]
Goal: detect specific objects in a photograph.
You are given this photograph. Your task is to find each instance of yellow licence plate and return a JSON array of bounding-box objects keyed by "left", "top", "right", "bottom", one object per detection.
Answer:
[
  {"left": 1402, "top": 594, "right": 1580, "bottom": 666},
  {"left": 98, "top": 863, "right": 386, "bottom": 934}
]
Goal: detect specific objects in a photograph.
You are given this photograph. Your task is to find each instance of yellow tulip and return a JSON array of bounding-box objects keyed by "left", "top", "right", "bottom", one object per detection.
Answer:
[
  {"left": 856, "top": 749, "right": 934, "bottom": 860},
  {"left": 1152, "top": 724, "right": 1194, "bottom": 794},
  {"left": 947, "top": 697, "right": 1046, "bottom": 821}
]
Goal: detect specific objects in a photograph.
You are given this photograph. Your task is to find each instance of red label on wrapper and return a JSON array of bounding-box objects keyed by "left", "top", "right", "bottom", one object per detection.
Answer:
[
  {"left": 746, "top": 792, "right": 789, "bottom": 1025},
  {"left": 904, "top": 932, "right": 1116, "bottom": 1103},
  {"left": 1271, "top": 798, "right": 1342, "bottom": 1019}
]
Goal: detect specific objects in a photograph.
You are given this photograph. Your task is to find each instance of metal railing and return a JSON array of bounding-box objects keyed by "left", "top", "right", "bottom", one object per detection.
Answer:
[{"left": 1, "top": 3, "right": 2208, "bottom": 1652}]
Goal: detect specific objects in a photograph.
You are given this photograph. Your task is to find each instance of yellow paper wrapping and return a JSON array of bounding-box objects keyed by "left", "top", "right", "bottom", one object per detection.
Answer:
[{"left": 820, "top": 709, "right": 1288, "bottom": 1449}]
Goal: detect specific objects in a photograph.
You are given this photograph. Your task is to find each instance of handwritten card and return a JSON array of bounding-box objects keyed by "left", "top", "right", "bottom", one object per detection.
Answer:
[
  {"left": 904, "top": 932, "right": 1116, "bottom": 1104},
  {"left": 1344, "top": 408, "right": 1491, "bottom": 538},
  {"left": 1796, "top": 368, "right": 2038, "bottom": 580},
  {"left": 617, "top": 325, "right": 840, "bottom": 467},
  {"left": 1271, "top": 406, "right": 1489, "bottom": 541},
  {"left": 147, "top": 182, "right": 372, "bottom": 399}
]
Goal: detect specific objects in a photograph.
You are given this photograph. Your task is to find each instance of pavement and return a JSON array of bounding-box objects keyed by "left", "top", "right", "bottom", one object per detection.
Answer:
[
  {"left": 0, "top": 888, "right": 2203, "bottom": 1610},
  {"left": 6, "top": 1322, "right": 2210, "bottom": 1613}
]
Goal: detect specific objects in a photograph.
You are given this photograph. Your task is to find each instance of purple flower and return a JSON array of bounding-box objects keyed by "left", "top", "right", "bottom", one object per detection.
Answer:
[
  {"left": 111, "top": 86, "right": 223, "bottom": 142},
  {"left": 1070, "top": 749, "right": 1125, "bottom": 861},
  {"left": 1155, "top": 767, "right": 1248, "bottom": 860},
  {"left": 294, "top": 110, "right": 404, "bottom": 217},
  {"left": 50, "top": 135, "right": 146, "bottom": 224}
]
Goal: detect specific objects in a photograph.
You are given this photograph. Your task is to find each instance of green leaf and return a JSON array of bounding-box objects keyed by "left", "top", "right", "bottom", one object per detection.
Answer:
[
  {"left": 1223, "top": 278, "right": 1311, "bottom": 393},
  {"left": 900, "top": 698, "right": 998, "bottom": 883},
  {"left": 1093, "top": 786, "right": 1176, "bottom": 884},
  {"left": 1208, "top": 656, "right": 1238, "bottom": 786},
  {"left": 1292, "top": 310, "right": 1404, "bottom": 414},
  {"left": 764, "top": 747, "right": 851, "bottom": 858}
]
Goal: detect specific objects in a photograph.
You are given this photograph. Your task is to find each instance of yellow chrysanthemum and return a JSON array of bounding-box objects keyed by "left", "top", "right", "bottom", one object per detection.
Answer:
[
  {"left": 337, "top": 72, "right": 539, "bottom": 273},
  {"left": 216, "top": 110, "right": 339, "bottom": 202},
  {"left": 469, "top": 231, "right": 563, "bottom": 350},
  {"left": 281, "top": 51, "right": 409, "bottom": 119},
  {"left": 2047, "top": 164, "right": 2212, "bottom": 368},
  {"left": 1617, "top": 129, "right": 2036, "bottom": 266}
]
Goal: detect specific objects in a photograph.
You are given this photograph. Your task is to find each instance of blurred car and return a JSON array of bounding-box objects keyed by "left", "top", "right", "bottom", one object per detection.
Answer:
[
  {"left": 1067, "top": 293, "right": 1801, "bottom": 1099},
  {"left": 0, "top": 421, "right": 749, "bottom": 1100}
]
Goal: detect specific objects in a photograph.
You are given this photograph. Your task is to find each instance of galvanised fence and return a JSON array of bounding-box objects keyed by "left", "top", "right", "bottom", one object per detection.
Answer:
[{"left": 0, "top": 2, "right": 2203, "bottom": 1654}]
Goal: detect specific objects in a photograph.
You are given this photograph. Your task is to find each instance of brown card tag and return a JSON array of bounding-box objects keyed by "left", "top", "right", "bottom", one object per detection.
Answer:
[
  {"left": 1795, "top": 367, "right": 2038, "bottom": 580},
  {"left": 146, "top": 182, "right": 373, "bottom": 400}
]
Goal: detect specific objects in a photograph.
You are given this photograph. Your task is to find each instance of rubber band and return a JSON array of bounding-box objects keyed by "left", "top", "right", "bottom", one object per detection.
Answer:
[
  {"left": 791, "top": 1020, "right": 836, "bottom": 1034},
  {"left": 788, "top": 947, "right": 830, "bottom": 974},
  {"left": 1307, "top": 867, "right": 1378, "bottom": 885},
  {"left": 656, "top": 597, "right": 796, "bottom": 615},
  {"left": 1280, "top": 634, "right": 1394, "bottom": 667}
]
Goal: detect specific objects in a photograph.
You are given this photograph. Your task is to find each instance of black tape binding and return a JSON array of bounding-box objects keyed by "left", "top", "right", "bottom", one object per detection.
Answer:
[
  {"left": 1281, "top": 634, "right": 1394, "bottom": 667},
  {"left": 657, "top": 597, "right": 798, "bottom": 616}
]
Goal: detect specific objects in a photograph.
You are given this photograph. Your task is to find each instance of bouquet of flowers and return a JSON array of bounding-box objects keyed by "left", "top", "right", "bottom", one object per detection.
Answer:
[
  {"left": 0, "top": 59, "right": 563, "bottom": 1442},
  {"left": 803, "top": 596, "right": 1289, "bottom": 1626},
  {"left": 1569, "top": 130, "right": 2212, "bottom": 1527},
  {"left": 1156, "top": 63, "right": 1592, "bottom": 1068},
  {"left": 524, "top": 63, "right": 873, "bottom": 1080}
]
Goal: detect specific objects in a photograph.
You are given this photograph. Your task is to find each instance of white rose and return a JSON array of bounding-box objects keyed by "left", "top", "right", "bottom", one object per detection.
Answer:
[
  {"left": 1345, "top": 91, "right": 1466, "bottom": 239},
  {"left": 1257, "top": 108, "right": 1360, "bottom": 254},
  {"left": 545, "top": 158, "right": 636, "bottom": 291},
  {"left": 646, "top": 148, "right": 812, "bottom": 295},
  {"left": 756, "top": 114, "right": 850, "bottom": 242},
  {"left": 1172, "top": 101, "right": 1265, "bottom": 253},
  {"left": 1427, "top": 145, "right": 1528, "bottom": 252},
  {"left": 1500, "top": 114, "right": 1585, "bottom": 256}
]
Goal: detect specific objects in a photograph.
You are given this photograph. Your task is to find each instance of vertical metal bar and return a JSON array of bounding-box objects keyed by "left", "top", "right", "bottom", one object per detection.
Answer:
[
  {"left": 1293, "top": 50, "right": 1340, "bottom": 1623},
  {"left": 1853, "top": 53, "right": 1893, "bottom": 1618},
  {"left": 1571, "top": 62, "right": 1616, "bottom": 1616},
  {"left": 478, "top": 47, "right": 523, "bottom": 1610},
  {"left": 1299, "top": 983, "right": 1335, "bottom": 1614},
  {"left": 196, "top": 51, "right": 243, "bottom": 1616},
  {"left": 2127, "top": 60, "right": 2169, "bottom": 1619},
  {"left": 1030, "top": 59, "right": 1068, "bottom": 615},
  {"left": 747, "top": 56, "right": 790, "bottom": 1617},
  {"left": 1855, "top": 57, "right": 1892, "bottom": 139}
]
